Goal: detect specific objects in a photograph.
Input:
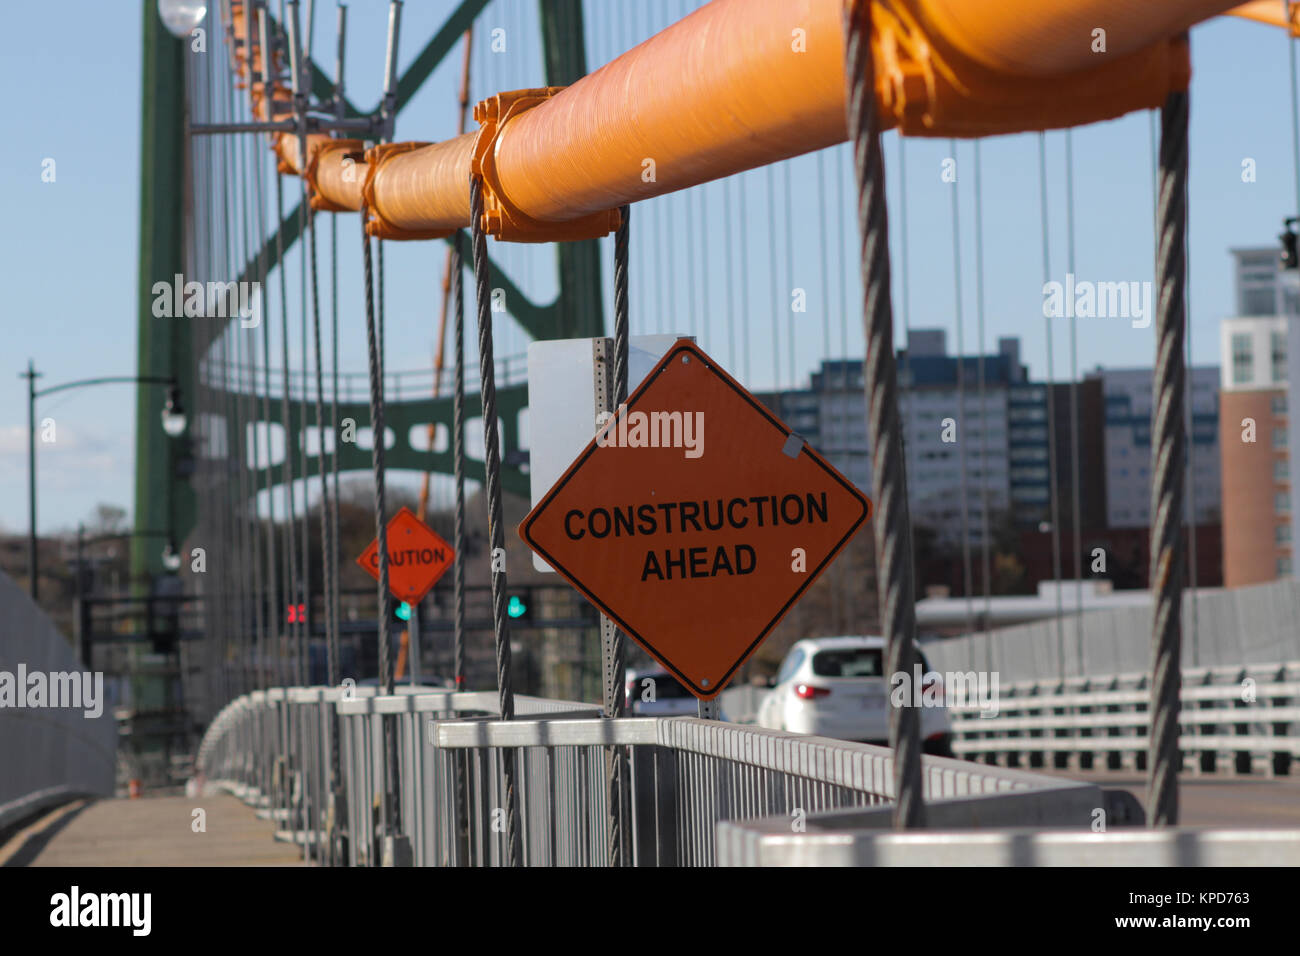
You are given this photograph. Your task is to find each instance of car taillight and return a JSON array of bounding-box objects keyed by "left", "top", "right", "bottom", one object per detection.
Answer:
[{"left": 795, "top": 683, "right": 830, "bottom": 700}]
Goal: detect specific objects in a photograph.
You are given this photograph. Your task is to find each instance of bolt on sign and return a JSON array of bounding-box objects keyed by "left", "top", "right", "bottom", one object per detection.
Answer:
[
  {"left": 356, "top": 506, "right": 455, "bottom": 605},
  {"left": 520, "top": 339, "right": 871, "bottom": 700}
]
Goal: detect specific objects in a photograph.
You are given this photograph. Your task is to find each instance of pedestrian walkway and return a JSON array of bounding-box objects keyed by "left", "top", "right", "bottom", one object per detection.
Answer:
[{"left": 2, "top": 793, "right": 303, "bottom": 867}]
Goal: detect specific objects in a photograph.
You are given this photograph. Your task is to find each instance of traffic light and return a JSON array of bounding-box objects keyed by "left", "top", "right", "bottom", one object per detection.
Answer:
[
  {"left": 1281, "top": 218, "right": 1299, "bottom": 270},
  {"left": 507, "top": 590, "right": 530, "bottom": 621},
  {"left": 395, "top": 601, "right": 412, "bottom": 622},
  {"left": 286, "top": 603, "right": 306, "bottom": 624}
]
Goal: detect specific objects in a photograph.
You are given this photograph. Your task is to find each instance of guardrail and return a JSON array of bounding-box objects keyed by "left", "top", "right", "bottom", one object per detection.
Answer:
[
  {"left": 0, "top": 571, "right": 117, "bottom": 832},
  {"left": 198, "top": 686, "right": 1112, "bottom": 866},
  {"left": 948, "top": 660, "right": 1300, "bottom": 776},
  {"left": 716, "top": 819, "right": 1300, "bottom": 866}
]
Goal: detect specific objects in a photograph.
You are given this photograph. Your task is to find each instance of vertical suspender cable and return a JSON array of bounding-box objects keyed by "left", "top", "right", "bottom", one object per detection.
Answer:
[
  {"left": 308, "top": 203, "right": 335, "bottom": 688},
  {"left": 469, "top": 175, "right": 523, "bottom": 866},
  {"left": 360, "top": 201, "right": 400, "bottom": 850},
  {"left": 973, "top": 141, "right": 993, "bottom": 674},
  {"left": 842, "top": 0, "right": 924, "bottom": 829},
  {"left": 949, "top": 139, "right": 976, "bottom": 653},
  {"left": 1064, "top": 130, "right": 1085, "bottom": 676},
  {"left": 452, "top": 231, "right": 467, "bottom": 692},
  {"left": 1147, "top": 88, "right": 1189, "bottom": 828},
  {"left": 275, "top": 170, "right": 301, "bottom": 688},
  {"left": 607, "top": 205, "right": 631, "bottom": 867},
  {"left": 768, "top": 166, "right": 780, "bottom": 388},
  {"left": 1037, "top": 134, "right": 1066, "bottom": 683},
  {"left": 450, "top": 227, "right": 470, "bottom": 865}
]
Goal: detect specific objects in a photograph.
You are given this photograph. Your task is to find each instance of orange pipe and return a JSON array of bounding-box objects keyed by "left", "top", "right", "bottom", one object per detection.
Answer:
[
  {"left": 223, "top": 0, "right": 1243, "bottom": 240},
  {"left": 1226, "top": 0, "right": 1300, "bottom": 35}
]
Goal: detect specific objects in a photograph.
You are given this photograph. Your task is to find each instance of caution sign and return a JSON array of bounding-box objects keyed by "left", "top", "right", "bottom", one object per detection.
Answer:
[
  {"left": 520, "top": 340, "right": 871, "bottom": 699},
  {"left": 356, "top": 506, "right": 455, "bottom": 605}
]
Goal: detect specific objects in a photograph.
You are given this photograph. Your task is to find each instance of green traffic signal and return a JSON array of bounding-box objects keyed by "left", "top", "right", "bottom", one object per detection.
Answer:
[
  {"left": 396, "top": 601, "right": 412, "bottom": 622},
  {"left": 507, "top": 594, "right": 527, "bottom": 619}
]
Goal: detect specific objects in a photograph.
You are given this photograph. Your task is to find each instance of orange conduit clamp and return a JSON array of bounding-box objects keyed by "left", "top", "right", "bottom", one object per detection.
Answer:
[
  {"left": 306, "top": 139, "right": 367, "bottom": 212},
  {"left": 873, "top": 2, "right": 1192, "bottom": 137},
  {"left": 363, "top": 142, "right": 456, "bottom": 240},
  {"left": 472, "top": 89, "right": 622, "bottom": 243}
]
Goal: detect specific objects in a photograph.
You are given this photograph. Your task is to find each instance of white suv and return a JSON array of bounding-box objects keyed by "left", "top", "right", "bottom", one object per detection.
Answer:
[{"left": 756, "top": 636, "right": 954, "bottom": 756}]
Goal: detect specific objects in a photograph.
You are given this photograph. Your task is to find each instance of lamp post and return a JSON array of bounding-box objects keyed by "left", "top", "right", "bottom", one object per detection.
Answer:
[{"left": 22, "top": 361, "right": 187, "bottom": 602}]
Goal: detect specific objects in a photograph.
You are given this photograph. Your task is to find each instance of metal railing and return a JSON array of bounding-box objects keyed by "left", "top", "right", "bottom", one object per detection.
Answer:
[
  {"left": 716, "top": 819, "right": 1300, "bottom": 866},
  {"left": 199, "top": 686, "right": 1112, "bottom": 866},
  {"left": 948, "top": 660, "right": 1300, "bottom": 776},
  {"left": 1, "top": 570, "right": 117, "bottom": 830}
]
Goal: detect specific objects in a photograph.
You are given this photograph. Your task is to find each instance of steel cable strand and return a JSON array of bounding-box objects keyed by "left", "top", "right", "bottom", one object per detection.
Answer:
[
  {"left": 360, "top": 202, "right": 398, "bottom": 850},
  {"left": 1146, "top": 90, "right": 1189, "bottom": 828},
  {"left": 275, "top": 170, "right": 300, "bottom": 689},
  {"left": 308, "top": 202, "right": 337, "bottom": 689},
  {"left": 469, "top": 175, "right": 522, "bottom": 867},
  {"left": 842, "top": 0, "right": 925, "bottom": 829},
  {"left": 450, "top": 229, "right": 470, "bottom": 865},
  {"left": 607, "top": 205, "right": 631, "bottom": 867}
]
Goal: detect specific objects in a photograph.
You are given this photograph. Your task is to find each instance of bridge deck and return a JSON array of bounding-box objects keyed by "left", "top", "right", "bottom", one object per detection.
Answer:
[{"left": 2, "top": 794, "right": 304, "bottom": 867}]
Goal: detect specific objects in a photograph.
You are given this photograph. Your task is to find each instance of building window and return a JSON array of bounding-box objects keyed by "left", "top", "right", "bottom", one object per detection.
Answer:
[
  {"left": 1276, "top": 459, "right": 1290, "bottom": 481},
  {"left": 1277, "top": 524, "right": 1292, "bottom": 545},
  {"left": 1275, "top": 428, "right": 1289, "bottom": 449},
  {"left": 1243, "top": 287, "right": 1276, "bottom": 315},
  {"left": 1272, "top": 394, "right": 1288, "bottom": 417},
  {"left": 1280, "top": 556, "right": 1294, "bottom": 576},
  {"left": 1278, "top": 492, "right": 1291, "bottom": 514},
  {"left": 1232, "top": 334, "right": 1254, "bottom": 385},
  {"left": 1273, "top": 332, "right": 1288, "bottom": 383}
]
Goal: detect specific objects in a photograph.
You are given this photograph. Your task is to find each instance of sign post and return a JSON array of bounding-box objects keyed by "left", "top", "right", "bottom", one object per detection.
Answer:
[
  {"left": 520, "top": 339, "right": 871, "bottom": 702},
  {"left": 356, "top": 507, "right": 456, "bottom": 676}
]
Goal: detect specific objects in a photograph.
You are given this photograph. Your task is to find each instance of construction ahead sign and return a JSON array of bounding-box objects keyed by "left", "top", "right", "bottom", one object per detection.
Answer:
[
  {"left": 520, "top": 339, "right": 871, "bottom": 699},
  {"left": 357, "top": 507, "right": 455, "bottom": 605}
]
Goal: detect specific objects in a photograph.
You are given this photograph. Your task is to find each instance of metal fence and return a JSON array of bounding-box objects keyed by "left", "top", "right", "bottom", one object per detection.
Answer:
[
  {"left": 0, "top": 570, "right": 117, "bottom": 830},
  {"left": 716, "top": 820, "right": 1300, "bottom": 866},
  {"left": 926, "top": 578, "right": 1300, "bottom": 683},
  {"left": 948, "top": 659, "right": 1300, "bottom": 777},
  {"left": 199, "top": 686, "right": 1112, "bottom": 866}
]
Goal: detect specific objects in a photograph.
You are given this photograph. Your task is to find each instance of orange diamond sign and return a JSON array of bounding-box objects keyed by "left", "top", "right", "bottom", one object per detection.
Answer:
[
  {"left": 356, "top": 506, "right": 455, "bottom": 605},
  {"left": 520, "top": 340, "right": 871, "bottom": 699}
]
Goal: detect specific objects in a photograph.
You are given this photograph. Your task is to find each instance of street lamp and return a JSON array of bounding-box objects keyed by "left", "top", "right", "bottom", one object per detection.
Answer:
[
  {"left": 161, "top": 542, "right": 183, "bottom": 572},
  {"left": 161, "top": 384, "right": 188, "bottom": 437},
  {"left": 21, "top": 361, "right": 187, "bottom": 602},
  {"left": 157, "top": 0, "right": 207, "bottom": 38}
]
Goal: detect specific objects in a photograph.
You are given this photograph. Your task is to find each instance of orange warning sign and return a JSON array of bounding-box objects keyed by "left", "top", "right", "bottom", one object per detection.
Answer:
[
  {"left": 520, "top": 340, "right": 871, "bottom": 699},
  {"left": 356, "top": 506, "right": 455, "bottom": 605}
]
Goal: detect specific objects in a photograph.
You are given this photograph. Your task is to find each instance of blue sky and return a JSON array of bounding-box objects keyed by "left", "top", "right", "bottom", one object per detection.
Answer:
[{"left": 1, "top": 1, "right": 1295, "bottom": 535}]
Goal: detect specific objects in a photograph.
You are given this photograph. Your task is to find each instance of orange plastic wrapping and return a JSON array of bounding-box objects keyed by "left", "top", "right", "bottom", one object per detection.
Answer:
[{"left": 220, "top": 0, "right": 1243, "bottom": 240}]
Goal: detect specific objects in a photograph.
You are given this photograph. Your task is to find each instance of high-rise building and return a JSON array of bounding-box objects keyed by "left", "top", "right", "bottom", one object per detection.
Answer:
[
  {"left": 1219, "top": 245, "right": 1297, "bottom": 586},
  {"left": 1095, "top": 366, "right": 1221, "bottom": 530}
]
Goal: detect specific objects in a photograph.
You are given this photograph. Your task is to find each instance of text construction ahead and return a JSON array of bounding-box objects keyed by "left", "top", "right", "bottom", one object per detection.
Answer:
[{"left": 520, "top": 340, "right": 870, "bottom": 699}]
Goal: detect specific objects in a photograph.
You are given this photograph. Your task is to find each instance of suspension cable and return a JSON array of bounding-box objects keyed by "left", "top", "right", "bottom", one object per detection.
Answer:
[
  {"left": 1037, "top": 134, "right": 1066, "bottom": 683},
  {"left": 949, "top": 139, "right": 976, "bottom": 656},
  {"left": 469, "top": 174, "right": 523, "bottom": 865},
  {"left": 1064, "top": 129, "right": 1085, "bottom": 676},
  {"left": 843, "top": 0, "right": 924, "bottom": 829},
  {"left": 973, "top": 141, "right": 994, "bottom": 674},
  {"left": 607, "top": 204, "right": 631, "bottom": 867},
  {"left": 360, "top": 200, "right": 399, "bottom": 849},
  {"left": 1147, "top": 88, "right": 1189, "bottom": 828}
]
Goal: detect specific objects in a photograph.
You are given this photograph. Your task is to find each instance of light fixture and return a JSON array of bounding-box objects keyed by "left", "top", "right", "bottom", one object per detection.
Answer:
[
  {"left": 157, "top": 0, "right": 207, "bottom": 37},
  {"left": 161, "top": 542, "right": 182, "bottom": 573},
  {"left": 161, "top": 384, "right": 187, "bottom": 437}
]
